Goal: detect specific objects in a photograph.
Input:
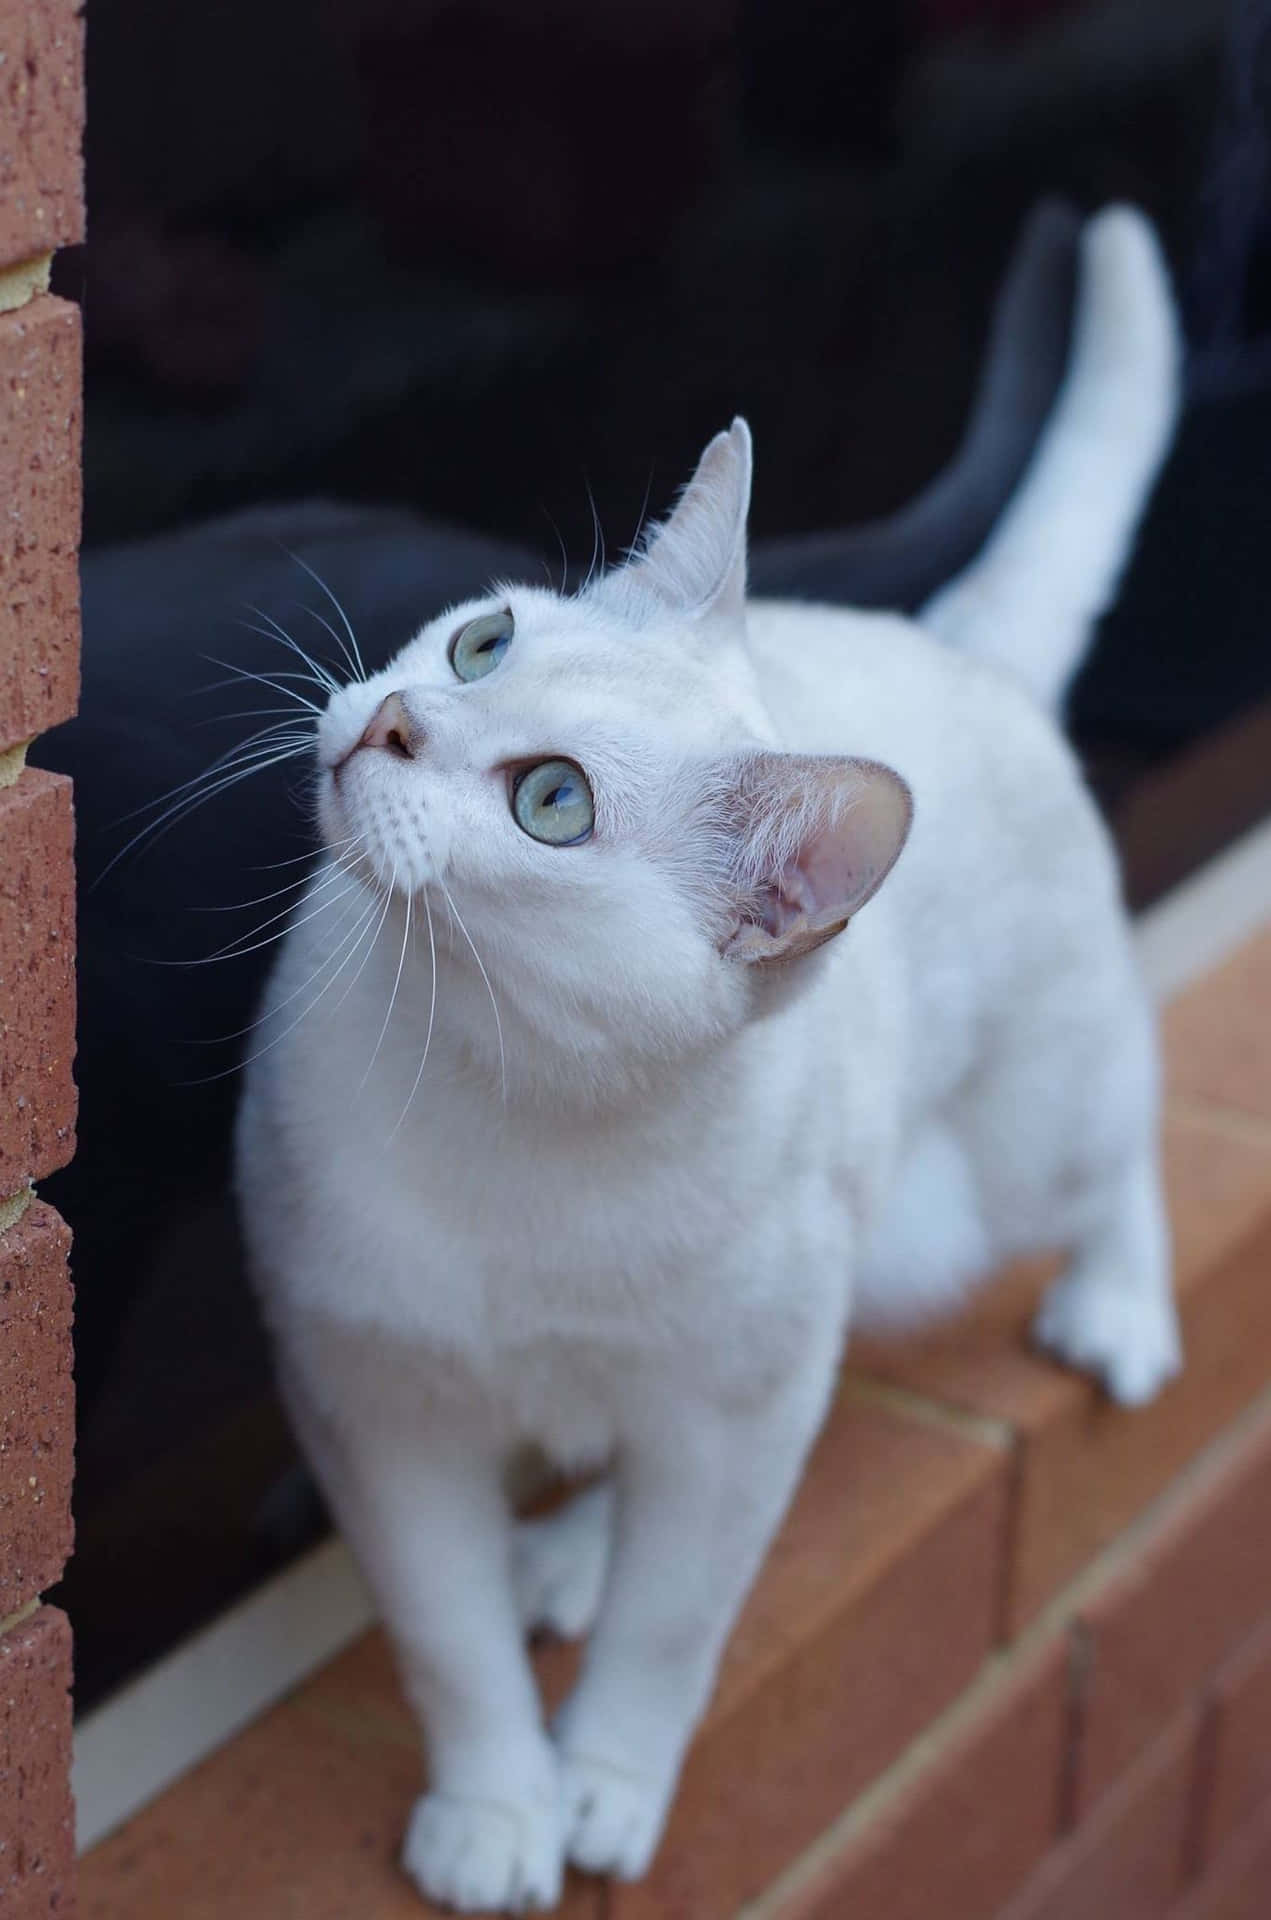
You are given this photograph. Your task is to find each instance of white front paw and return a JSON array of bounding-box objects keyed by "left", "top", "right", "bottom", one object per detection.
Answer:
[
  {"left": 1033, "top": 1267, "right": 1183, "bottom": 1407},
  {"left": 559, "top": 1753, "right": 669, "bottom": 1882},
  {"left": 402, "top": 1790, "right": 563, "bottom": 1913}
]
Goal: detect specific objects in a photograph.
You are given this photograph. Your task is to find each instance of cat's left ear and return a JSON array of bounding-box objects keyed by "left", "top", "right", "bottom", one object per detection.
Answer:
[
  {"left": 721, "top": 753, "right": 912, "bottom": 965},
  {"left": 617, "top": 417, "right": 751, "bottom": 622}
]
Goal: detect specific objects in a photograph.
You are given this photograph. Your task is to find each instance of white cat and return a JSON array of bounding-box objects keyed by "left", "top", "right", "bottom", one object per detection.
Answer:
[{"left": 236, "top": 206, "right": 1182, "bottom": 1913}]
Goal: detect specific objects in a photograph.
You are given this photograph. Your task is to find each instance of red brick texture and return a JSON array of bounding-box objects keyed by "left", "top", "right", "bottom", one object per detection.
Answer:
[
  {"left": 996, "top": 1716, "right": 1195, "bottom": 1920},
  {"left": 0, "top": 0, "right": 84, "bottom": 265},
  {"left": 0, "top": 297, "right": 82, "bottom": 751},
  {"left": 779, "top": 1643, "right": 1071, "bottom": 1920},
  {"left": 0, "top": 1606, "right": 74, "bottom": 1917},
  {"left": 1163, "top": 930, "right": 1271, "bottom": 1124},
  {"left": 1072, "top": 1399, "right": 1271, "bottom": 1813},
  {"left": 1172, "top": 1797, "right": 1271, "bottom": 1920},
  {"left": 0, "top": 770, "right": 75, "bottom": 1190},
  {"left": 0, "top": 22, "right": 81, "bottom": 1917},
  {"left": 1194, "top": 1617, "right": 1271, "bottom": 1868},
  {"left": 0, "top": 1201, "right": 72, "bottom": 1616}
]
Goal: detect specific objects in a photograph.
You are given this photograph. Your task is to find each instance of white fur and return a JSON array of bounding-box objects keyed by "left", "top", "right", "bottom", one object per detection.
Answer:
[
  {"left": 236, "top": 206, "right": 1182, "bottom": 1911},
  {"left": 922, "top": 207, "right": 1180, "bottom": 711}
]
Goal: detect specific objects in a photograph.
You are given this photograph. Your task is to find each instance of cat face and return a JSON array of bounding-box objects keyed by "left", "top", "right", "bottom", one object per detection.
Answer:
[{"left": 314, "top": 422, "right": 911, "bottom": 1090}]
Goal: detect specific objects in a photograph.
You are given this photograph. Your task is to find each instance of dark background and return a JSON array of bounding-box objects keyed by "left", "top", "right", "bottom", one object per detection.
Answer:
[{"left": 49, "top": 0, "right": 1271, "bottom": 1709}]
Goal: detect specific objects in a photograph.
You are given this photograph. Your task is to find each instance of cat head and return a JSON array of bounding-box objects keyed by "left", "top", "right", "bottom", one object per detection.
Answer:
[{"left": 315, "top": 421, "right": 911, "bottom": 1097}]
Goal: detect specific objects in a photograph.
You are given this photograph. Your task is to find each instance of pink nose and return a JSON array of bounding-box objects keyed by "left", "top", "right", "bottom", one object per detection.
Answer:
[{"left": 358, "top": 691, "right": 420, "bottom": 759}]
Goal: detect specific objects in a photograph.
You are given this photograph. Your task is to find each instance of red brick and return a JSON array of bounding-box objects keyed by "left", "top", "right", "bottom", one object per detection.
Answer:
[
  {"left": 612, "top": 1392, "right": 1010, "bottom": 1919},
  {"left": 996, "top": 1715, "right": 1195, "bottom": 1920},
  {"left": 1196, "top": 1616, "right": 1271, "bottom": 1866},
  {"left": 852, "top": 1098, "right": 1271, "bottom": 1631},
  {"left": 0, "top": 1201, "right": 72, "bottom": 1613},
  {"left": 80, "top": 1392, "right": 1007, "bottom": 1920},
  {"left": 776, "top": 1641, "right": 1070, "bottom": 1920},
  {"left": 0, "top": 296, "right": 81, "bottom": 750},
  {"left": 1074, "top": 1398, "right": 1271, "bottom": 1812},
  {"left": 0, "top": 769, "right": 75, "bottom": 1188},
  {"left": 0, "top": 1606, "right": 73, "bottom": 1917},
  {"left": 79, "top": 1630, "right": 601, "bottom": 1920},
  {"left": 1171, "top": 1796, "right": 1271, "bottom": 1920},
  {"left": 0, "top": 0, "right": 83, "bottom": 264},
  {"left": 1163, "top": 928, "right": 1271, "bottom": 1123}
]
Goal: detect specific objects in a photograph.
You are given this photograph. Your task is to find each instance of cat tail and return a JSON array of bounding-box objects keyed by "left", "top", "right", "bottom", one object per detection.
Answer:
[
  {"left": 749, "top": 197, "right": 1081, "bottom": 611},
  {"left": 919, "top": 206, "right": 1181, "bottom": 714}
]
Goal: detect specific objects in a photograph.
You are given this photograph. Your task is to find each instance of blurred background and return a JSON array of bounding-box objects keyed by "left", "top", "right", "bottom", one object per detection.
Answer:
[{"left": 41, "top": 0, "right": 1271, "bottom": 1710}]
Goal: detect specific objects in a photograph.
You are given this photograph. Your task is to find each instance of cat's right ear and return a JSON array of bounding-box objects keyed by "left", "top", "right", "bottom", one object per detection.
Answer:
[{"left": 602, "top": 418, "right": 752, "bottom": 624}]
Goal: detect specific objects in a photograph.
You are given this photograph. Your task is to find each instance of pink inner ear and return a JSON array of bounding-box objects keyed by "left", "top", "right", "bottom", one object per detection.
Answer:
[
  {"left": 726, "top": 756, "right": 912, "bottom": 964},
  {"left": 783, "top": 776, "right": 910, "bottom": 929},
  {"left": 761, "top": 862, "right": 819, "bottom": 936}
]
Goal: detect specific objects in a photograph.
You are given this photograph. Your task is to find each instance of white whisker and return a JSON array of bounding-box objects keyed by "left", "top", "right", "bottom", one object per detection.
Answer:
[
  {"left": 539, "top": 504, "right": 570, "bottom": 595},
  {"left": 199, "top": 837, "right": 359, "bottom": 911},
  {"left": 249, "top": 841, "right": 344, "bottom": 873},
  {"left": 161, "top": 874, "right": 366, "bottom": 968},
  {"left": 278, "top": 546, "right": 368, "bottom": 683},
  {"left": 116, "top": 718, "right": 310, "bottom": 824},
  {"left": 192, "top": 886, "right": 376, "bottom": 1043},
  {"left": 193, "top": 669, "right": 328, "bottom": 698},
  {"left": 330, "top": 868, "right": 398, "bottom": 1019},
  {"left": 583, "top": 473, "right": 606, "bottom": 592},
  {"left": 95, "top": 740, "right": 312, "bottom": 885},
  {"left": 202, "top": 655, "right": 324, "bottom": 714},
  {"left": 442, "top": 880, "right": 506, "bottom": 1102},
  {"left": 121, "top": 737, "right": 311, "bottom": 830},
  {"left": 186, "top": 889, "right": 386, "bottom": 1085},
  {"left": 193, "top": 705, "right": 319, "bottom": 729},
  {"left": 392, "top": 886, "right": 438, "bottom": 1138},
  {"left": 360, "top": 875, "right": 410, "bottom": 1090},
  {"left": 296, "top": 602, "right": 364, "bottom": 690},
  {"left": 240, "top": 604, "right": 341, "bottom": 694},
  {"left": 189, "top": 852, "right": 366, "bottom": 955}
]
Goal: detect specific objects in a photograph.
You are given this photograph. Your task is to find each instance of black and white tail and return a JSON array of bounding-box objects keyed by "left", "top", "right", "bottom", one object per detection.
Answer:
[{"left": 920, "top": 207, "right": 1180, "bottom": 714}]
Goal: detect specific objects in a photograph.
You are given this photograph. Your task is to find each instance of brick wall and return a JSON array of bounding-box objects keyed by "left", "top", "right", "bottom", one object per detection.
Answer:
[{"left": 0, "top": 0, "right": 83, "bottom": 1912}]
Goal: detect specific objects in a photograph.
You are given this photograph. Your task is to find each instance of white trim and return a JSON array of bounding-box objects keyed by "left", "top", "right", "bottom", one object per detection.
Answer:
[
  {"left": 72, "top": 820, "right": 1271, "bottom": 1853},
  {"left": 73, "top": 1536, "right": 373, "bottom": 1851}
]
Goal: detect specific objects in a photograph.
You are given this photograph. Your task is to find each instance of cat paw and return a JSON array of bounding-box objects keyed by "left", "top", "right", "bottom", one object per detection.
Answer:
[
  {"left": 559, "top": 1753, "right": 667, "bottom": 1881},
  {"left": 512, "top": 1483, "right": 612, "bottom": 1641},
  {"left": 401, "top": 1790, "right": 563, "bottom": 1913},
  {"left": 1033, "top": 1267, "right": 1183, "bottom": 1407}
]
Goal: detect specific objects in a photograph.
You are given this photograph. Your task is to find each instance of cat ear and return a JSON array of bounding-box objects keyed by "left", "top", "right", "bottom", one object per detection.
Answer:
[
  {"left": 619, "top": 417, "right": 752, "bottom": 621},
  {"left": 721, "top": 754, "right": 912, "bottom": 965}
]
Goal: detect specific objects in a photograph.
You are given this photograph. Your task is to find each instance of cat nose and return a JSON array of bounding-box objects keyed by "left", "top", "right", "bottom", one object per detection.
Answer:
[{"left": 357, "top": 691, "right": 422, "bottom": 760}]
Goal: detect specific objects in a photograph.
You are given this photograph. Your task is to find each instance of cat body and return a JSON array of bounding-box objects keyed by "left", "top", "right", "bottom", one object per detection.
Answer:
[{"left": 237, "top": 208, "right": 1181, "bottom": 1911}]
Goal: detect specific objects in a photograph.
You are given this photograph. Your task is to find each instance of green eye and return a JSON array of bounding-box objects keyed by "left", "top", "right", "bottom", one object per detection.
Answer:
[
  {"left": 450, "top": 609, "right": 513, "bottom": 682},
  {"left": 512, "top": 759, "right": 594, "bottom": 846}
]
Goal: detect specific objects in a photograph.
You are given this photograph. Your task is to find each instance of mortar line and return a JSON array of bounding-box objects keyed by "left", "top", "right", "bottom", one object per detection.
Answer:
[
  {"left": 0, "top": 257, "right": 51, "bottom": 315},
  {"left": 843, "top": 1372, "right": 1014, "bottom": 1452},
  {"left": 0, "top": 1596, "right": 41, "bottom": 1639}
]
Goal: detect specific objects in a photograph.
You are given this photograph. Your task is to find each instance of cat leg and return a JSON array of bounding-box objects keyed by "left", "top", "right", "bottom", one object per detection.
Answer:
[
  {"left": 552, "top": 1350, "right": 837, "bottom": 1880},
  {"left": 512, "top": 1481, "right": 614, "bottom": 1640},
  {"left": 1033, "top": 1145, "right": 1182, "bottom": 1406},
  {"left": 283, "top": 1365, "right": 563, "bottom": 1913}
]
